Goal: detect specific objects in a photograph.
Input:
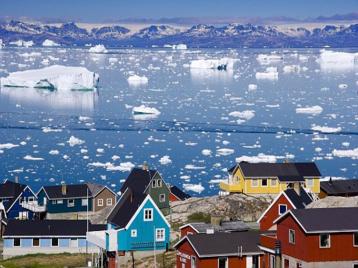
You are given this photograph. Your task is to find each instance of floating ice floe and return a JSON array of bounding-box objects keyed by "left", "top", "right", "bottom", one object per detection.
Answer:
[
  {"left": 248, "top": 84, "right": 257, "bottom": 90},
  {"left": 0, "top": 65, "right": 99, "bottom": 91},
  {"left": 172, "top": 44, "right": 187, "bottom": 50},
  {"left": 201, "top": 149, "right": 212, "bottom": 156},
  {"left": 0, "top": 39, "right": 4, "bottom": 48},
  {"left": 311, "top": 125, "right": 342, "bottom": 133},
  {"left": 319, "top": 50, "right": 358, "bottom": 71},
  {"left": 338, "top": 84, "right": 348, "bottom": 89},
  {"left": 42, "top": 39, "right": 60, "bottom": 47},
  {"left": 24, "top": 155, "right": 44, "bottom": 161},
  {"left": 236, "top": 153, "right": 285, "bottom": 163},
  {"left": 296, "top": 105, "right": 323, "bottom": 115},
  {"left": 332, "top": 148, "right": 358, "bottom": 159},
  {"left": 132, "top": 105, "right": 160, "bottom": 115},
  {"left": 49, "top": 150, "right": 60, "bottom": 155},
  {"left": 190, "top": 58, "right": 237, "bottom": 71},
  {"left": 184, "top": 164, "right": 205, "bottom": 170},
  {"left": 127, "top": 75, "right": 148, "bottom": 86},
  {"left": 10, "top": 40, "right": 34, "bottom": 47},
  {"left": 256, "top": 54, "right": 283, "bottom": 64},
  {"left": 42, "top": 127, "right": 62, "bottom": 133},
  {"left": 283, "top": 65, "right": 301, "bottom": 73},
  {"left": 159, "top": 155, "right": 172, "bottom": 165},
  {"left": 255, "top": 67, "right": 278, "bottom": 80},
  {"left": 216, "top": 148, "right": 234, "bottom": 156},
  {"left": 229, "top": 110, "right": 255, "bottom": 120},
  {"left": 183, "top": 183, "right": 204, "bottom": 194},
  {"left": 88, "top": 161, "right": 134, "bottom": 172},
  {"left": 67, "top": 136, "right": 85, "bottom": 147},
  {"left": 89, "top": 44, "right": 108, "bottom": 53},
  {"left": 0, "top": 143, "right": 19, "bottom": 150}
]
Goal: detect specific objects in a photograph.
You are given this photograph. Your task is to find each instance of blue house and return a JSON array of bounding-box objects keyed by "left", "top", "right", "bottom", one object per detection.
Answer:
[
  {"left": 0, "top": 180, "right": 38, "bottom": 220},
  {"left": 2, "top": 219, "right": 106, "bottom": 259}
]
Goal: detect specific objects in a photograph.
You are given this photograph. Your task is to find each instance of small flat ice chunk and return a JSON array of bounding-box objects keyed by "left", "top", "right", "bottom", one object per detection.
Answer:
[
  {"left": 0, "top": 143, "right": 19, "bottom": 150},
  {"left": 159, "top": 155, "right": 172, "bottom": 165},
  {"left": 172, "top": 44, "right": 187, "bottom": 50},
  {"left": 283, "top": 65, "right": 300, "bottom": 73},
  {"left": 255, "top": 67, "right": 278, "bottom": 80},
  {"left": 42, "top": 39, "right": 60, "bottom": 47},
  {"left": 311, "top": 125, "right": 342, "bottom": 133},
  {"left": 127, "top": 75, "right": 148, "bottom": 86},
  {"left": 257, "top": 54, "right": 283, "bottom": 64},
  {"left": 248, "top": 84, "right": 257, "bottom": 90},
  {"left": 89, "top": 44, "right": 107, "bottom": 53},
  {"left": 216, "top": 148, "right": 234, "bottom": 156},
  {"left": 332, "top": 148, "right": 358, "bottom": 159},
  {"left": 229, "top": 110, "right": 255, "bottom": 120},
  {"left": 67, "top": 136, "right": 85, "bottom": 147},
  {"left": 10, "top": 40, "right": 34, "bottom": 47},
  {"left": 201, "top": 149, "right": 212, "bottom": 156},
  {"left": 183, "top": 183, "right": 204, "bottom": 194},
  {"left": 132, "top": 105, "right": 160, "bottom": 115},
  {"left": 296, "top": 105, "right": 323, "bottom": 115},
  {"left": 24, "top": 155, "right": 44, "bottom": 161},
  {"left": 0, "top": 65, "right": 99, "bottom": 91},
  {"left": 190, "top": 58, "right": 237, "bottom": 70},
  {"left": 236, "top": 153, "right": 280, "bottom": 163}
]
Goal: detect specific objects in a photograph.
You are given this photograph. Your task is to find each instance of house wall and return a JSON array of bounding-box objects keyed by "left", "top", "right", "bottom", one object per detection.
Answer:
[
  {"left": 3, "top": 237, "right": 99, "bottom": 258},
  {"left": 259, "top": 194, "right": 295, "bottom": 231},
  {"left": 6, "top": 187, "right": 36, "bottom": 219},
  {"left": 146, "top": 173, "right": 170, "bottom": 215},
  {"left": 281, "top": 254, "right": 358, "bottom": 268},
  {"left": 277, "top": 215, "right": 358, "bottom": 262},
  {"left": 93, "top": 188, "right": 116, "bottom": 212},
  {"left": 169, "top": 193, "right": 180, "bottom": 202},
  {"left": 116, "top": 198, "right": 170, "bottom": 252},
  {"left": 37, "top": 189, "right": 93, "bottom": 213},
  {"left": 180, "top": 226, "right": 198, "bottom": 238}
]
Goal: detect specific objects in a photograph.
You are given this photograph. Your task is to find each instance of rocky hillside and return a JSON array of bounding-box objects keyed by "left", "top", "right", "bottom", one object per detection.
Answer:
[{"left": 307, "top": 196, "right": 358, "bottom": 208}]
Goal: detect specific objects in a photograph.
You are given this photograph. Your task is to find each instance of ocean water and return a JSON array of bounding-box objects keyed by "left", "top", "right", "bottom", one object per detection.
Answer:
[{"left": 0, "top": 47, "right": 357, "bottom": 196}]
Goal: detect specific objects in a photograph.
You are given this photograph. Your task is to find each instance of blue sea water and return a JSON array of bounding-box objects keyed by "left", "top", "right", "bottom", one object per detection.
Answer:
[{"left": 0, "top": 47, "right": 357, "bottom": 196}]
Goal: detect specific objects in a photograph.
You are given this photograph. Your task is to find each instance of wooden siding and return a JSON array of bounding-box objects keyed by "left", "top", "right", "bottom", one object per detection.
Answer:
[
  {"left": 93, "top": 188, "right": 116, "bottom": 212},
  {"left": 6, "top": 187, "right": 36, "bottom": 219},
  {"left": 180, "top": 226, "right": 198, "bottom": 238},
  {"left": 146, "top": 173, "right": 170, "bottom": 215}
]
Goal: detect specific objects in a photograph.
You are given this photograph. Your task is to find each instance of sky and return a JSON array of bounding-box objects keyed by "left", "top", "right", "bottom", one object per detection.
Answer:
[{"left": 0, "top": 0, "right": 357, "bottom": 22}]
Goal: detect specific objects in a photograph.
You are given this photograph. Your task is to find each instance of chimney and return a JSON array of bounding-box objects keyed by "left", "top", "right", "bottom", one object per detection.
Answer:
[
  {"left": 210, "top": 214, "right": 222, "bottom": 226},
  {"left": 61, "top": 184, "right": 67, "bottom": 195},
  {"left": 293, "top": 182, "right": 301, "bottom": 196},
  {"left": 142, "top": 161, "right": 149, "bottom": 171}
]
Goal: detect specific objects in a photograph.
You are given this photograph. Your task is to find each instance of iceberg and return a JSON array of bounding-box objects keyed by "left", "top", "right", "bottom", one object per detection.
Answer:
[
  {"left": 127, "top": 75, "right": 148, "bottom": 86},
  {"left": 0, "top": 39, "right": 4, "bottom": 48},
  {"left": 89, "top": 44, "right": 107, "bottom": 53},
  {"left": 319, "top": 50, "right": 358, "bottom": 71},
  {"left": 257, "top": 54, "right": 283, "bottom": 64},
  {"left": 0, "top": 65, "right": 99, "bottom": 91},
  {"left": 42, "top": 39, "right": 60, "bottom": 47},
  {"left": 296, "top": 105, "right": 323, "bottom": 115},
  {"left": 10, "top": 40, "right": 34, "bottom": 47},
  {"left": 132, "top": 105, "right": 160, "bottom": 115},
  {"left": 172, "top": 44, "right": 187, "bottom": 50},
  {"left": 190, "top": 58, "right": 237, "bottom": 71},
  {"left": 255, "top": 67, "right": 278, "bottom": 80}
]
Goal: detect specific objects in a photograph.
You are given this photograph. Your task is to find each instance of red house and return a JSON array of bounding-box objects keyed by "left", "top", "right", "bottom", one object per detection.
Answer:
[
  {"left": 180, "top": 221, "right": 249, "bottom": 237},
  {"left": 259, "top": 207, "right": 358, "bottom": 268},
  {"left": 257, "top": 187, "right": 313, "bottom": 231},
  {"left": 169, "top": 185, "right": 191, "bottom": 202},
  {"left": 174, "top": 231, "right": 263, "bottom": 268}
]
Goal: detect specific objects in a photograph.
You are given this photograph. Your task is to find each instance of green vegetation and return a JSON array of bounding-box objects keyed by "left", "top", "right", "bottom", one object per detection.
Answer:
[
  {"left": 187, "top": 212, "right": 211, "bottom": 223},
  {"left": 0, "top": 253, "right": 89, "bottom": 268}
]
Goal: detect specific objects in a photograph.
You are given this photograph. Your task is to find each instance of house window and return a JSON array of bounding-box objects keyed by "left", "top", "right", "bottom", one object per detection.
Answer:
[
  {"left": 106, "top": 198, "right": 113, "bottom": 206},
  {"left": 271, "top": 179, "right": 277, "bottom": 186},
  {"left": 262, "top": 179, "right": 268, "bottom": 186},
  {"left": 319, "top": 234, "right": 330, "bottom": 248},
  {"left": 156, "top": 228, "right": 165, "bottom": 242},
  {"left": 13, "top": 238, "right": 21, "bottom": 247},
  {"left": 353, "top": 264, "right": 358, "bottom": 268},
  {"left": 159, "top": 194, "right": 165, "bottom": 203},
  {"left": 82, "top": 199, "right": 88, "bottom": 206},
  {"left": 97, "top": 199, "right": 103, "bottom": 207},
  {"left": 279, "top": 204, "right": 287, "bottom": 215},
  {"left": 52, "top": 238, "right": 59, "bottom": 247},
  {"left": 152, "top": 180, "right": 156, "bottom": 188},
  {"left": 289, "top": 229, "right": 295, "bottom": 244},
  {"left": 354, "top": 233, "right": 358, "bottom": 247},
  {"left": 57, "top": 199, "right": 63, "bottom": 204},
  {"left": 52, "top": 200, "right": 57, "bottom": 204},
  {"left": 157, "top": 180, "right": 162, "bottom": 187},
  {"left": 306, "top": 179, "right": 313, "bottom": 187},
  {"left": 70, "top": 238, "right": 78, "bottom": 247},
  {"left": 191, "top": 256, "right": 197, "bottom": 268},
  {"left": 251, "top": 179, "right": 258, "bottom": 187},
  {"left": 218, "top": 257, "right": 228, "bottom": 268},
  {"left": 144, "top": 208, "right": 153, "bottom": 221},
  {"left": 28, "top": 196, "right": 35, "bottom": 202},
  {"left": 18, "top": 211, "right": 28, "bottom": 220},
  {"left": 131, "top": 229, "right": 137, "bottom": 238},
  {"left": 296, "top": 263, "right": 302, "bottom": 268},
  {"left": 68, "top": 199, "right": 75, "bottom": 207},
  {"left": 32, "top": 238, "right": 40, "bottom": 247}
]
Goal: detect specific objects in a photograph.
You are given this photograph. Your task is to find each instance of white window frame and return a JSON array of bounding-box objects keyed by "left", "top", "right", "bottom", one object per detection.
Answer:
[
  {"left": 28, "top": 196, "right": 35, "bottom": 202},
  {"left": 82, "top": 198, "right": 88, "bottom": 206},
  {"left": 32, "top": 238, "right": 40, "bottom": 247},
  {"left": 319, "top": 233, "right": 331, "bottom": 248},
  {"left": 67, "top": 199, "right": 75, "bottom": 207},
  {"left": 13, "top": 238, "right": 21, "bottom": 247},
  {"left": 289, "top": 229, "right": 295, "bottom": 244},
  {"left": 159, "top": 194, "right": 165, "bottom": 203},
  {"left": 152, "top": 180, "right": 156, "bottom": 188},
  {"left": 131, "top": 229, "right": 137, "bottom": 238},
  {"left": 57, "top": 199, "right": 63, "bottom": 204},
  {"left": 251, "top": 179, "right": 259, "bottom": 187},
  {"left": 157, "top": 179, "right": 162, "bottom": 187},
  {"left": 156, "top": 228, "right": 165, "bottom": 242},
  {"left": 51, "top": 238, "right": 59, "bottom": 247},
  {"left": 191, "top": 256, "right": 197, "bottom": 268},
  {"left": 306, "top": 179, "right": 313, "bottom": 187},
  {"left": 97, "top": 199, "right": 103, "bottom": 207},
  {"left": 354, "top": 232, "right": 358, "bottom": 247},
  {"left": 144, "top": 208, "right": 153, "bottom": 221},
  {"left": 278, "top": 204, "right": 287, "bottom": 215},
  {"left": 261, "top": 178, "right": 268, "bottom": 187},
  {"left": 270, "top": 178, "right": 277, "bottom": 187},
  {"left": 218, "top": 257, "right": 228, "bottom": 268},
  {"left": 106, "top": 198, "right": 113, "bottom": 206}
]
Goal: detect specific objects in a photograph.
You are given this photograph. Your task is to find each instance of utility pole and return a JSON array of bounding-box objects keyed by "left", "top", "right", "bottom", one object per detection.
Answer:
[
  {"left": 86, "top": 187, "right": 89, "bottom": 265},
  {"left": 153, "top": 225, "right": 157, "bottom": 268}
]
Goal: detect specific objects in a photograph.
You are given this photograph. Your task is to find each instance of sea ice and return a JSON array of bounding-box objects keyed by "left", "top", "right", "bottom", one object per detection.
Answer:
[
  {"left": 0, "top": 65, "right": 99, "bottom": 91},
  {"left": 132, "top": 105, "right": 160, "bottom": 115},
  {"left": 311, "top": 125, "right": 342, "bottom": 133},
  {"left": 67, "top": 136, "right": 85, "bottom": 147},
  {"left": 172, "top": 44, "right": 187, "bottom": 50},
  {"left": 332, "top": 148, "right": 358, "bottom": 159},
  {"left": 24, "top": 155, "right": 44, "bottom": 161},
  {"left": 216, "top": 148, "right": 234, "bottom": 156},
  {"left": 296, "top": 105, "right": 323, "bottom": 115},
  {"left": 183, "top": 183, "right": 204, "bottom": 194},
  {"left": 190, "top": 58, "right": 237, "bottom": 70},
  {"left": 319, "top": 50, "right": 358, "bottom": 71},
  {"left": 248, "top": 84, "right": 258, "bottom": 90},
  {"left": 10, "top": 40, "right": 34, "bottom": 47},
  {"left": 201, "top": 149, "right": 212, "bottom": 156},
  {"left": 236, "top": 153, "right": 281, "bottom": 163},
  {"left": 283, "top": 65, "right": 301, "bottom": 73},
  {"left": 256, "top": 54, "right": 283, "bottom": 64},
  {"left": 127, "top": 75, "right": 148, "bottom": 86},
  {"left": 42, "top": 39, "right": 60, "bottom": 47},
  {"left": 159, "top": 155, "right": 172, "bottom": 165},
  {"left": 0, "top": 143, "right": 19, "bottom": 150},
  {"left": 229, "top": 110, "right": 255, "bottom": 120},
  {"left": 338, "top": 84, "right": 348, "bottom": 89},
  {"left": 89, "top": 44, "right": 108, "bottom": 53},
  {"left": 255, "top": 67, "right": 278, "bottom": 80}
]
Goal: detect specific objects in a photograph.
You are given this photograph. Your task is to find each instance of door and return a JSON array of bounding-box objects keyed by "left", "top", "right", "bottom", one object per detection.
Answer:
[
  {"left": 246, "top": 256, "right": 253, "bottom": 268},
  {"left": 284, "top": 259, "right": 289, "bottom": 268}
]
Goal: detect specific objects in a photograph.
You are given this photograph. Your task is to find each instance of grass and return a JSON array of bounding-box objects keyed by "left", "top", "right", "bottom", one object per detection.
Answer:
[
  {"left": 0, "top": 253, "right": 90, "bottom": 268},
  {"left": 187, "top": 212, "right": 211, "bottom": 223}
]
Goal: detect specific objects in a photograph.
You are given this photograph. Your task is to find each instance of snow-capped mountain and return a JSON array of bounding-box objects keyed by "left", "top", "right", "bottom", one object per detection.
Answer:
[{"left": 0, "top": 20, "right": 357, "bottom": 48}]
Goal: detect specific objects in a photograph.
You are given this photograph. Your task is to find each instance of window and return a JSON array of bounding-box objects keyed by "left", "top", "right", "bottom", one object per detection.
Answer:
[
  {"left": 106, "top": 198, "right": 112, "bottom": 206},
  {"left": 52, "top": 200, "right": 57, "bottom": 204},
  {"left": 353, "top": 264, "right": 358, "bottom": 268},
  {"left": 13, "top": 238, "right": 20, "bottom": 247},
  {"left": 28, "top": 196, "right": 35, "bottom": 202},
  {"left": 271, "top": 179, "right": 277, "bottom": 186},
  {"left": 289, "top": 229, "right": 295, "bottom": 244},
  {"left": 144, "top": 208, "right": 153, "bottom": 221},
  {"left": 354, "top": 233, "right": 358, "bottom": 247},
  {"left": 152, "top": 180, "right": 156, "bottom": 188},
  {"left": 18, "top": 211, "right": 28, "bottom": 219},
  {"left": 157, "top": 180, "right": 162, "bottom": 187},
  {"left": 70, "top": 238, "right": 78, "bottom": 247},
  {"left": 131, "top": 229, "right": 137, "bottom": 238},
  {"left": 191, "top": 256, "right": 197, "bottom": 268},
  {"left": 262, "top": 179, "right": 268, "bottom": 186},
  {"left": 57, "top": 199, "right": 63, "bottom": 204},
  {"left": 82, "top": 199, "right": 88, "bottom": 206},
  {"left": 296, "top": 263, "right": 302, "bottom": 268},
  {"left": 218, "top": 257, "right": 228, "bottom": 268},
  {"left": 306, "top": 179, "right": 313, "bottom": 187},
  {"left": 156, "top": 228, "right": 165, "bottom": 241},
  {"left": 97, "top": 199, "right": 103, "bottom": 207},
  {"left": 52, "top": 238, "right": 59, "bottom": 247},
  {"left": 251, "top": 179, "right": 258, "bottom": 187},
  {"left": 32, "top": 238, "right": 40, "bottom": 247},
  {"left": 279, "top": 204, "right": 287, "bottom": 215},
  {"left": 68, "top": 199, "right": 75, "bottom": 207},
  {"left": 159, "top": 194, "right": 165, "bottom": 203},
  {"left": 319, "top": 234, "right": 330, "bottom": 248}
]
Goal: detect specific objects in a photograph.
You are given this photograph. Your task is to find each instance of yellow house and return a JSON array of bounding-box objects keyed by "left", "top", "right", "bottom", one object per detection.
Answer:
[{"left": 220, "top": 162, "right": 321, "bottom": 195}]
